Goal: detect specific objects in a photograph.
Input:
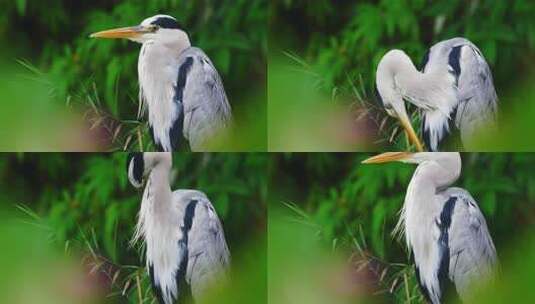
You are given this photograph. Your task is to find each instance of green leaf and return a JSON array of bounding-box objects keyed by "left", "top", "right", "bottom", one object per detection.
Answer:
[{"left": 16, "top": 0, "right": 26, "bottom": 15}]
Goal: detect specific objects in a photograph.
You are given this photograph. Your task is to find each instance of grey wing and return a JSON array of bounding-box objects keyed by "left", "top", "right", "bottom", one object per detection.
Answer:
[
  {"left": 186, "top": 196, "right": 230, "bottom": 300},
  {"left": 453, "top": 40, "right": 498, "bottom": 146},
  {"left": 419, "top": 39, "right": 463, "bottom": 151},
  {"left": 178, "top": 48, "right": 232, "bottom": 151},
  {"left": 422, "top": 37, "right": 466, "bottom": 74},
  {"left": 446, "top": 189, "right": 498, "bottom": 301},
  {"left": 423, "top": 38, "right": 498, "bottom": 148}
]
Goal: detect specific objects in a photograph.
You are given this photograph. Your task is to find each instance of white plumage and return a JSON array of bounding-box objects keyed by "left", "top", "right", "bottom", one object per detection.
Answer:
[
  {"left": 92, "top": 15, "right": 232, "bottom": 151},
  {"left": 128, "top": 152, "right": 230, "bottom": 303},
  {"left": 364, "top": 152, "right": 497, "bottom": 303},
  {"left": 375, "top": 38, "right": 498, "bottom": 151}
]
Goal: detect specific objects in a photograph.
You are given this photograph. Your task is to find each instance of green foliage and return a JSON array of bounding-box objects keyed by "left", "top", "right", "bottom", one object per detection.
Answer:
[
  {"left": 0, "top": 1, "right": 267, "bottom": 151},
  {"left": 272, "top": 0, "right": 535, "bottom": 89},
  {"left": 269, "top": 153, "right": 535, "bottom": 301}
]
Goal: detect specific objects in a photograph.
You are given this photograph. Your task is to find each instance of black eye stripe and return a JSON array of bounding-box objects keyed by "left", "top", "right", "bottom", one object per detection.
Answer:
[
  {"left": 150, "top": 17, "right": 182, "bottom": 29},
  {"left": 127, "top": 153, "right": 144, "bottom": 185}
]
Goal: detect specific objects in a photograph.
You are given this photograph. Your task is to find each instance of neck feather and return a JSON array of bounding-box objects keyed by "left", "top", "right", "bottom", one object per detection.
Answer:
[
  {"left": 380, "top": 50, "right": 458, "bottom": 114},
  {"left": 131, "top": 163, "right": 174, "bottom": 246},
  {"left": 138, "top": 42, "right": 186, "bottom": 150},
  {"left": 394, "top": 162, "right": 450, "bottom": 247}
]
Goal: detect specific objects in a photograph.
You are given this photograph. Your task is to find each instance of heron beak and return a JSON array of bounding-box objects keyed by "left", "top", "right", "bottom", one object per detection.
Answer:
[
  {"left": 361, "top": 152, "right": 413, "bottom": 164},
  {"left": 398, "top": 115, "right": 424, "bottom": 152},
  {"left": 390, "top": 102, "right": 424, "bottom": 152},
  {"left": 90, "top": 26, "right": 148, "bottom": 39}
]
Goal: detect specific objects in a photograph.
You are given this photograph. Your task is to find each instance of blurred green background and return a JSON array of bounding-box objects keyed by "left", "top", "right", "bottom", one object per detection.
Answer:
[
  {"left": 269, "top": 0, "right": 535, "bottom": 151},
  {"left": 269, "top": 153, "right": 535, "bottom": 303},
  {"left": 0, "top": 153, "right": 267, "bottom": 303},
  {"left": 0, "top": 1, "right": 267, "bottom": 151}
]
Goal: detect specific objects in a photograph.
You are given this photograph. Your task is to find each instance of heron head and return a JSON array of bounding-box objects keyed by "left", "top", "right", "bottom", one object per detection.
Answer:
[
  {"left": 127, "top": 152, "right": 173, "bottom": 188},
  {"left": 362, "top": 152, "right": 461, "bottom": 183},
  {"left": 376, "top": 50, "right": 424, "bottom": 151},
  {"left": 362, "top": 152, "right": 459, "bottom": 164},
  {"left": 90, "top": 15, "right": 190, "bottom": 48}
]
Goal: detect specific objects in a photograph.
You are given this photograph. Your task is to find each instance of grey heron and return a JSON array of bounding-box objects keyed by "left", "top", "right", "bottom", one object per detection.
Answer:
[
  {"left": 91, "top": 15, "right": 232, "bottom": 151},
  {"left": 127, "top": 152, "right": 230, "bottom": 304},
  {"left": 375, "top": 38, "right": 498, "bottom": 151},
  {"left": 363, "top": 152, "right": 498, "bottom": 303}
]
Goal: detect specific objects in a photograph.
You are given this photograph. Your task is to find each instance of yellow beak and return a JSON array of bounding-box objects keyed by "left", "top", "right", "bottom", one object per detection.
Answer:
[
  {"left": 361, "top": 152, "right": 413, "bottom": 164},
  {"left": 398, "top": 115, "right": 424, "bottom": 152},
  {"left": 90, "top": 26, "right": 148, "bottom": 39}
]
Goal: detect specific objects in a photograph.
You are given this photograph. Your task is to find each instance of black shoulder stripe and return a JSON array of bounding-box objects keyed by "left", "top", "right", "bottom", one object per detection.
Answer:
[
  {"left": 175, "top": 57, "right": 194, "bottom": 103},
  {"left": 169, "top": 57, "right": 194, "bottom": 151},
  {"left": 448, "top": 46, "right": 463, "bottom": 85},
  {"left": 437, "top": 196, "right": 459, "bottom": 302},
  {"left": 174, "top": 199, "right": 198, "bottom": 302},
  {"left": 438, "top": 196, "right": 456, "bottom": 246},
  {"left": 169, "top": 102, "right": 185, "bottom": 151},
  {"left": 419, "top": 49, "right": 430, "bottom": 72},
  {"left": 183, "top": 200, "right": 198, "bottom": 232}
]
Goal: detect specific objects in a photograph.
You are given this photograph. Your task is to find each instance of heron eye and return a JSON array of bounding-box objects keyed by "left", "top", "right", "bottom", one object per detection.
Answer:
[{"left": 149, "top": 25, "right": 159, "bottom": 32}]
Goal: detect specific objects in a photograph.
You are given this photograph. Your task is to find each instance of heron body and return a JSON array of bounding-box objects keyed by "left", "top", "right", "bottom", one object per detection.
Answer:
[
  {"left": 420, "top": 38, "right": 498, "bottom": 151},
  {"left": 92, "top": 15, "right": 232, "bottom": 152},
  {"left": 363, "top": 152, "right": 498, "bottom": 303},
  {"left": 376, "top": 38, "right": 498, "bottom": 151},
  {"left": 128, "top": 153, "right": 230, "bottom": 304}
]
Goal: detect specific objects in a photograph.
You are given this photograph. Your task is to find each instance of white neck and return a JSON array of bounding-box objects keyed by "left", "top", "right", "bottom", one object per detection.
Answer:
[
  {"left": 395, "top": 159, "right": 459, "bottom": 248},
  {"left": 377, "top": 50, "right": 458, "bottom": 115},
  {"left": 138, "top": 38, "right": 191, "bottom": 151},
  {"left": 148, "top": 163, "right": 173, "bottom": 214},
  {"left": 134, "top": 160, "right": 185, "bottom": 304},
  {"left": 396, "top": 157, "right": 460, "bottom": 303},
  {"left": 132, "top": 161, "right": 176, "bottom": 246},
  {"left": 395, "top": 163, "right": 437, "bottom": 246}
]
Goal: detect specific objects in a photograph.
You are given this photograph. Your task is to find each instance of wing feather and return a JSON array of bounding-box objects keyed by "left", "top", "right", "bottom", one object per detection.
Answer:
[
  {"left": 445, "top": 188, "right": 498, "bottom": 301},
  {"left": 177, "top": 48, "right": 232, "bottom": 151},
  {"left": 420, "top": 38, "right": 497, "bottom": 150},
  {"left": 178, "top": 192, "right": 230, "bottom": 300},
  {"left": 455, "top": 43, "right": 498, "bottom": 146}
]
